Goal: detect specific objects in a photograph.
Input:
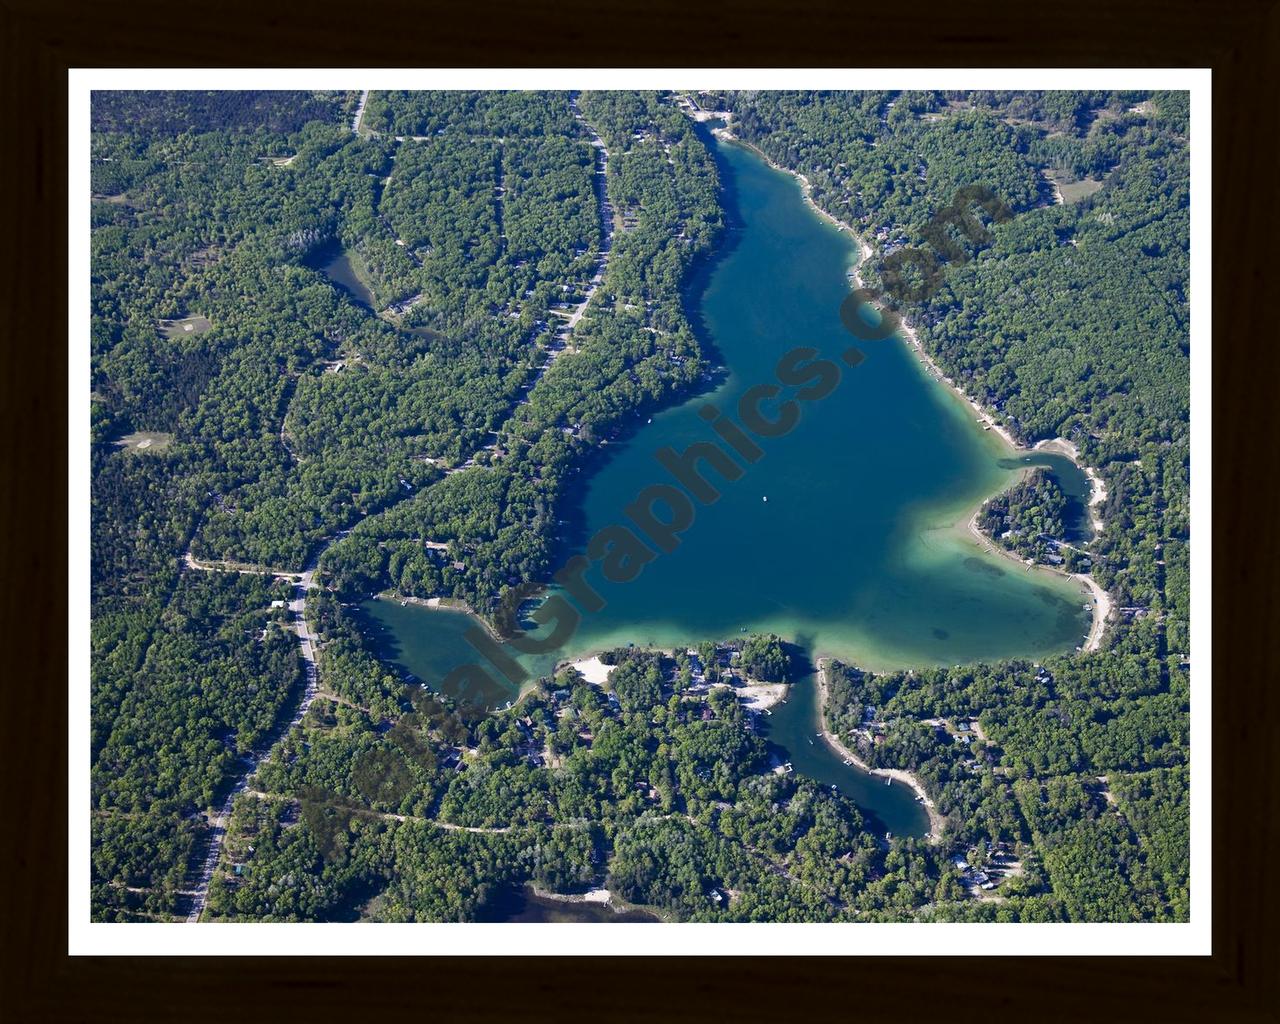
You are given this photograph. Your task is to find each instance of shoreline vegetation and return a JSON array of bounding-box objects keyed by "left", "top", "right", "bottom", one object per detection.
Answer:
[
  {"left": 703, "top": 112, "right": 1112, "bottom": 657},
  {"left": 527, "top": 884, "right": 672, "bottom": 921},
  {"left": 361, "top": 114, "right": 1116, "bottom": 847},
  {"left": 815, "top": 659, "right": 945, "bottom": 843},
  {"left": 564, "top": 652, "right": 787, "bottom": 711},
  {"left": 374, "top": 109, "right": 1112, "bottom": 692},
  {"left": 363, "top": 105, "right": 1111, "bottom": 854},
  {"left": 378, "top": 115, "right": 1112, "bottom": 678},
  {"left": 380, "top": 591, "right": 473, "bottom": 613},
  {"left": 564, "top": 644, "right": 939, "bottom": 841},
  {"left": 962, "top": 510, "right": 1112, "bottom": 653},
  {"left": 90, "top": 89, "right": 1189, "bottom": 926}
]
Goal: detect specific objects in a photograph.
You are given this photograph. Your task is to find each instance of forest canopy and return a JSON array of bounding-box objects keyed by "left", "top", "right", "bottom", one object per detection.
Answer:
[{"left": 89, "top": 89, "right": 1189, "bottom": 925}]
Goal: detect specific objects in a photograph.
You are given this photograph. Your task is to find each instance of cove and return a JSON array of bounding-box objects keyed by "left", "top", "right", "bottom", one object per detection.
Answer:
[
  {"left": 361, "top": 135, "right": 1093, "bottom": 838},
  {"left": 305, "top": 241, "right": 376, "bottom": 309}
]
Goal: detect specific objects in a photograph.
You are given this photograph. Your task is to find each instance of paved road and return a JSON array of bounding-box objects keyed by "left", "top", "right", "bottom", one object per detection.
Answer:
[{"left": 352, "top": 90, "right": 370, "bottom": 135}]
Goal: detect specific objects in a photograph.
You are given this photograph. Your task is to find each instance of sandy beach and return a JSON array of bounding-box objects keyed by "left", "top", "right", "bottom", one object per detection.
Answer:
[
  {"left": 1033, "top": 437, "right": 1108, "bottom": 533},
  {"left": 567, "top": 654, "right": 615, "bottom": 686},
  {"left": 567, "top": 651, "right": 786, "bottom": 710},
  {"left": 382, "top": 591, "right": 485, "bottom": 620},
  {"left": 530, "top": 884, "right": 675, "bottom": 921},
  {"left": 732, "top": 680, "right": 788, "bottom": 711},
  {"left": 531, "top": 885, "right": 613, "bottom": 905},
  {"left": 815, "top": 662, "right": 946, "bottom": 842},
  {"left": 963, "top": 508, "right": 1111, "bottom": 652},
  {"left": 1073, "top": 574, "right": 1113, "bottom": 652}
]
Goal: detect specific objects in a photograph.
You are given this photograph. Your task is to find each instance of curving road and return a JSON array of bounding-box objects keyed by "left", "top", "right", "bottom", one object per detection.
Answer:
[
  {"left": 185, "top": 565, "right": 318, "bottom": 922},
  {"left": 184, "top": 94, "right": 617, "bottom": 921}
]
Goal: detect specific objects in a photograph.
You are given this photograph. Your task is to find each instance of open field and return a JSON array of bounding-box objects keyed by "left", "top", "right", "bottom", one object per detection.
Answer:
[
  {"left": 1044, "top": 168, "right": 1104, "bottom": 205},
  {"left": 113, "top": 431, "right": 174, "bottom": 453},
  {"left": 158, "top": 315, "right": 212, "bottom": 339}
]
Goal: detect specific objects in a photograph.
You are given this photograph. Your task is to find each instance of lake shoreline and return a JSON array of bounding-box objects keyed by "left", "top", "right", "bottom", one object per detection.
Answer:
[
  {"left": 562, "top": 649, "right": 787, "bottom": 711},
  {"left": 814, "top": 659, "right": 945, "bottom": 842},
  {"left": 527, "top": 884, "right": 670, "bottom": 922},
  {"left": 368, "top": 125, "right": 1111, "bottom": 713},
  {"left": 718, "top": 128, "right": 1102, "bottom": 479},
  {"left": 961, "top": 505, "right": 1109, "bottom": 653},
  {"left": 713, "top": 122, "right": 1112, "bottom": 657}
]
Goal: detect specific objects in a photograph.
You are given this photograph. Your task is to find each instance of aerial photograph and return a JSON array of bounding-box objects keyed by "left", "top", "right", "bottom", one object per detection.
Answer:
[{"left": 88, "top": 85, "right": 1192, "bottom": 928}]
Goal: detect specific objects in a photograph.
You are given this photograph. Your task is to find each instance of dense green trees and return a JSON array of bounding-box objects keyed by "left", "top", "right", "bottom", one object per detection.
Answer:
[
  {"left": 91, "top": 89, "right": 1190, "bottom": 924},
  {"left": 976, "top": 468, "right": 1071, "bottom": 565},
  {"left": 90, "top": 88, "right": 727, "bottom": 920},
  {"left": 821, "top": 651, "right": 1187, "bottom": 921},
  {"left": 723, "top": 89, "right": 1190, "bottom": 667},
  {"left": 91, "top": 571, "right": 302, "bottom": 920},
  {"left": 726, "top": 88, "right": 1189, "bottom": 923},
  {"left": 205, "top": 646, "right": 946, "bottom": 922},
  {"left": 738, "top": 633, "right": 791, "bottom": 682},
  {"left": 362, "top": 90, "right": 580, "bottom": 140},
  {"left": 91, "top": 90, "right": 356, "bottom": 140}
]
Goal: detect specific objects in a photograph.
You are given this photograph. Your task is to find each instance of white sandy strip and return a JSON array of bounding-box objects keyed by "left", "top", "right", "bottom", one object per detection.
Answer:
[
  {"left": 1085, "top": 467, "right": 1108, "bottom": 533},
  {"left": 1075, "top": 574, "right": 1113, "bottom": 652},
  {"left": 531, "top": 886, "right": 617, "bottom": 907},
  {"left": 815, "top": 663, "right": 945, "bottom": 842},
  {"left": 1033, "top": 438, "right": 1108, "bottom": 533},
  {"left": 733, "top": 681, "right": 787, "bottom": 711},
  {"left": 568, "top": 655, "right": 615, "bottom": 686}
]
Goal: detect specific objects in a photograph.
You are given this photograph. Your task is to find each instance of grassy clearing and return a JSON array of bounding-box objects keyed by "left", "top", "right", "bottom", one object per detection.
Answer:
[
  {"left": 114, "top": 431, "right": 174, "bottom": 453},
  {"left": 158, "top": 315, "right": 212, "bottom": 339},
  {"left": 1044, "top": 169, "right": 1104, "bottom": 205}
]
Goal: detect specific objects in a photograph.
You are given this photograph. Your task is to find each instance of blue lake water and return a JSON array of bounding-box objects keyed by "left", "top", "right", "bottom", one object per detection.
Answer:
[{"left": 361, "top": 135, "right": 1093, "bottom": 837}]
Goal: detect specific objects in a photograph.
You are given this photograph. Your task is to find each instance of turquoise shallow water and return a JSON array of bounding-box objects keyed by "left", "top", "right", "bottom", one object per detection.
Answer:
[
  {"left": 535, "top": 136, "right": 1089, "bottom": 669},
  {"left": 360, "top": 135, "right": 1093, "bottom": 837}
]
